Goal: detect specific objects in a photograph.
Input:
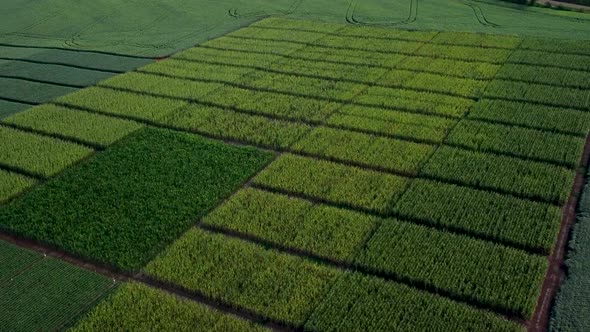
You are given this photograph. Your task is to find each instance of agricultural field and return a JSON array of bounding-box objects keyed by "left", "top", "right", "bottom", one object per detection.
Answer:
[{"left": 0, "top": 3, "right": 590, "bottom": 332}]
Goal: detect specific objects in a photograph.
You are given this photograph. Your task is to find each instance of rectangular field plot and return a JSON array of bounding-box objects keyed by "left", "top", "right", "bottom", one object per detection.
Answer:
[
  {"left": 0, "top": 169, "right": 35, "bottom": 203},
  {"left": 484, "top": 80, "right": 589, "bottom": 110},
  {"left": 397, "top": 57, "right": 501, "bottom": 80},
  {"left": 0, "top": 128, "right": 273, "bottom": 270}
]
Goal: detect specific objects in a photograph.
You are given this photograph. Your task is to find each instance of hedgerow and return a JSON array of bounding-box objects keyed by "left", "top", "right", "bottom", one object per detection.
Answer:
[
  {"left": 253, "top": 154, "right": 409, "bottom": 213},
  {"left": 496, "top": 63, "right": 590, "bottom": 89},
  {"left": 421, "top": 145, "right": 575, "bottom": 204},
  {"left": 0, "top": 170, "right": 36, "bottom": 203},
  {"left": 415, "top": 44, "right": 513, "bottom": 63},
  {"left": 0, "top": 125, "right": 94, "bottom": 177},
  {"left": 70, "top": 282, "right": 268, "bottom": 332},
  {"left": 468, "top": 99, "right": 590, "bottom": 136},
  {"left": 394, "top": 179, "right": 562, "bottom": 253},
  {"left": 397, "top": 57, "right": 501, "bottom": 80},
  {"left": 508, "top": 49, "right": 590, "bottom": 72},
  {"left": 431, "top": 31, "right": 521, "bottom": 49},
  {"left": 203, "top": 188, "right": 378, "bottom": 262},
  {"left": 484, "top": 80, "right": 589, "bottom": 110},
  {"left": 291, "top": 127, "right": 435, "bottom": 175},
  {"left": 144, "top": 228, "right": 339, "bottom": 326},
  {"left": 0, "top": 128, "right": 272, "bottom": 271},
  {"left": 446, "top": 120, "right": 585, "bottom": 168},
  {"left": 4, "top": 104, "right": 142, "bottom": 147},
  {"left": 305, "top": 272, "right": 523, "bottom": 332},
  {"left": 356, "top": 220, "right": 547, "bottom": 317},
  {"left": 56, "top": 87, "right": 188, "bottom": 121},
  {"left": 164, "top": 105, "right": 310, "bottom": 149},
  {"left": 331, "top": 104, "right": 455, "bottom": 143}
]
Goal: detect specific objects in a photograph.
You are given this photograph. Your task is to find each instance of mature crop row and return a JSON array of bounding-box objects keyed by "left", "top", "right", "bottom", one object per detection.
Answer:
[
  {"left": 484, "top": 80, "right": 589, "bottom": 110},
  {"left": 203, "top": 188, "right": 378, "bottom": 262},
  {"left": 0, "top": 170, "right": 35, "bottom": 202},
  {"left": 0, "top": 128, "right": 272, "bottom": 270},
  {"left": 4, "top": 105, "right": 143, "bottom": 147},
  {"left": 253, "top": 154, "right": 409, "bottom": 214},
  {"left": 291, "top": 127, "right": 435, "bottom": 175},
  {"left": 144, "top": 228, "right": 339, "bottom": 326},
  {"left": 421, "top": 146, "right": 575, "bottom": 204},
  {"left": 165, "top": 104, "right": 310, "bottom": 149},
  {"left": 71, "top": 282, "right": 268, "bottom": 332},
  {"left": 508, "top": 49, "right": 590, "bottom": 72},
  {"left": 468, "top": 99, "right": 590, "bottom": 136},
  {"left": 395, "top": 179, "right": 562, "bottom": 253},
  {"left": 305, "top": 272, "right": 523, "bottom": 332},
  {"left": 496, "top": 64, "right": 590, "bottom": 89},
  {"left": 330, "top": 104, "right": 456, "bottom": 143},
  {"left": 0, "top": 125, "right": 93, "bottom": 177},
  {"left": 0, "top": 240, "right": 115, "bottom": 332},
  {"left": 446, "top": 120, "right": 586, "bottom": 168}
]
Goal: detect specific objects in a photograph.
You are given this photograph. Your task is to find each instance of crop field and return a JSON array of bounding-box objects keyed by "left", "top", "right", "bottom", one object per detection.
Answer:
[{"left": 0, "top": 8, "right": 590, "bottom": 332}]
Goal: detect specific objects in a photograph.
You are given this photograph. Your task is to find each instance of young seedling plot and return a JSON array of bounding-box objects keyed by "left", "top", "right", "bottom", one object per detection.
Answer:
[{"left": 1, "top": 17, "right": 590, "bottom": 332}]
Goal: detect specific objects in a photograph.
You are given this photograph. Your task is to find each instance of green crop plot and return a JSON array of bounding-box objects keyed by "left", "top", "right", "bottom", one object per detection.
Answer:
[
  {"left": 71, "top": 282, "right": 268, "bottom": 332},
  {"left": 0, "top": 128, "right": 272, "bottom": 270},
  {"left": 0, "top": 170, "right": 35, "bottom": 202}
]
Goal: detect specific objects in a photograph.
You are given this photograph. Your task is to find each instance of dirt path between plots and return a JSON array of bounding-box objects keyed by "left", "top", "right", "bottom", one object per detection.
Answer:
[
  {"left": 528, "top": 134, "right": 590, "bottom": 332},
  {"left": 535, "top": 0, "right": 590, "bottom": 12}
]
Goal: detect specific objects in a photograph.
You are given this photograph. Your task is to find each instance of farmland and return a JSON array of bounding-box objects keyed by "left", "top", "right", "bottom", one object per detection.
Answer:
[{"left": 0, "top": 3, "right": 589, "bottom": 332}]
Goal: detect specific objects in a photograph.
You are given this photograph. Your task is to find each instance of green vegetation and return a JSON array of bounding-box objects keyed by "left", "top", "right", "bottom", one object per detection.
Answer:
[
  {"left": 422, "top": 146, "right": 575, "bottom": 204},
  {"left": 203, "top": 188, "right": 378, "bottom": 262},
  {"left": 484, "top": 80, "right": 589, "bottom": 110},
  {"left": 508, "top": 50, "right": 590, "bottom": 72},
  {"left": 397, "top": 57, "right": 501, "bottom": 80},
  {"left": 394, "top": 179, "right": 562, "bottom": 253},
  {"left": 380, "top": 71, "right": 488, "bottom": 98},
  {"left": 430, "top": 31, "right": 521, "bottom": 49},
  {"left": 3, "top": 104, "right": 143, "bottom": 147},
  {"left": 0, "top": 240, "right": 115, "bottom": 332},
  {"left": 496, "top": 63, "right": 590, "bottom": 89},
  {"left": 144, "top": 228, "right": 339, "bottom": 326},
  {"left": 0, "top": 128, "right": 272, "bottom": 270},
  {"left": 356, "top": 220, "right": 546, "bottom": 318},
  {"left": 292, "top": 127, "right": 435, "bottom": 175},
  {"left": 415, "top": 44, "right": 514, "bottom": 63},
  {"left": 305, "top": 272, "right": 523, "bottom": 332},
  {"left": 253, "top": 154, "right": 409, "bottom": 213},
  {"left": 71, "top": 282, "right": 269, "bottom": 332},
  {"left": 0, "top": 170, "right": 35, "bottom": 202},
  {"left": 0, "top": 125, "right": 93, "bottom": 177}
]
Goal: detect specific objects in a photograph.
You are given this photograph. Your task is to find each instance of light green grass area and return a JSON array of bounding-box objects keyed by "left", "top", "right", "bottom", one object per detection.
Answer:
[{"left": 0, "top": 169, "right": 36, "bottom": 202}]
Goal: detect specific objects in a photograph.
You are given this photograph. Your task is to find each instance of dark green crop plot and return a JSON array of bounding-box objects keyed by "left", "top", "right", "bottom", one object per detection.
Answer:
[
  {"left": 468, "top": 99, "right": 590, "bottom": 136},
  {"left": 394, "top": 179, "right": 562, "bottom": 253},
  {"left": 56, "top": 87, "right": 188, "bottom": 122},
  {"left": 484, "top": 80, "right": 589, "bottom": 110},
  {"left": 446, "top": 120, "right": 586, "bottom": 168},
  {"left": 165, "top": 104, "right": 310, "bottom": 149},
  {"left": 0, "top": 99, "right": 30, "bottom": 119},
  {"left": 253, "top": 154, "right": 409, "bottom": 214},
  {"left": 422, "top": 146, "right": 575, "bottom": 204},
  {"left": 356, "top": 220, "right": 547, "bottom": 318},
  {"left": 0, "top": 61, "right": 112, "bottom": 87},
  {"left": 356, "top": 86, "right": 475, "bottom": 118},
  {"left": 496, "top": 63, "right": 590, "bottom": 89},
  {"left": 329, "top": 105, "right": 455, "bottom": 143},
  {"left": 292, "top": 127, "right": 435, "bottom": 175},
  {"left": 71, "top": 282, "right": 268, "bottom": 332},
  {"left": 3, "top": 104, "right": 142, "bottom": 147},
  {"left": 305, "top": 272, "right": 523, "bottom": 332},
  {"left": 0, "top": 241, "right": 115, "bottom": 332},
  {"left": 0, "top": 125, "right": 93, "bottom": 177},
  {"left": 203, "top": 188, "right": 378, "bottom": 262},
  {"left": 415, "top": 44, "right": 513, "bottom": 64},
  {"left": 228, "top": 26, "right": 329, "bottom": 44},
  {"left": 431, "top": 31, "right": 521, "bottom": 49},
  {"left": 397, "top": 57, "right": 501, "bottom": 80},
  {"left": 508, "top": 50, "right": 590, "bottom": 72},
  {"left": 0, "top": 77, "right": 77, "bottom": 105},
  {"left": 0, "top": 128, "right": 273, "bottom": 271},
  {"left": 519, "top": 37, "right": 590, "bottom": 56},
  {"left": 0, "top": 169, "right": 35, "bottom": 203},
  {"left": 144, "top": 228, "right": 339, "bottom": 326}
]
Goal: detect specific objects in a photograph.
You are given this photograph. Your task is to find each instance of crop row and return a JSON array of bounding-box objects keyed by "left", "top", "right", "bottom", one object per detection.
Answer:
[
  {"left": 468, "top": 99, "right": 590, "bottom": 136},
  {"left": 508, "top": 49, "right": 590, "bottom": 72},
  {"left": 311, "top": 34, "right": 424, "bottom": 54},
  {"left": 71, "top": 282, "right": 268, "bottom": 332},
  {"left": 144, "top": 227, "right": 522, "bottom": 331},
  {"left": 0, "top": 128, "right": 272, "bottom": 271},
  {"left": 0, "top": 125, "right": 93, "bottom": 177},
  {"left": 519, "top": 37, "right": 590, "bottom": 56},
  {"left": 396, "top": 56, "right": 501, "bottom": 80},
  {"left": 430, "top": 31, "right": 522, "bottom": 49},
  {"left": 421, "top": 146, "right": 575, "bottom": 204},
  {"left": 139, "top": 59, "right": 254, "bottom": 84},
  {"left": 496, "top": 63, "right": 590, "bottom": 89},
  {"left": 164, "top": 104, "right": 310, "bottom": 149},
  {"left": 0, "top": 240, "right": 115, "bottom": 332},
  {"left": 484, "top": 80, "right": 589, "bottom": 110},
  {"left": 379, "top": 70, "right": 488, "bottom": 98},
  {"left": 330, "top": 104, "right": 456, "bottom": 143},
  {"left": 446, "top": 120, "right": 586, "bottom": 168},
  {"left": 228, "top": 25, "right": 334, "bottom": 45},
  {"left": 204, "top": 187, "right": 546, "bottom": 317},
  {"left": 291, "top": 127, "right": 435, "bottom": 176},
  {"left": 4, "top": 104, "right": 143, "bottom": 147},
  {"left": 252, "top": 17, "right": 347, "bottom": 35},
  {"left": 0, "top": 169, "right": 36, "bottom": 203},
  {"left": 253, "top": 154, "right": 409, "bottom": 214},
  {"left": 395, "top": 179, "right": 562, "bottom": 253},
  {"left": 414, "top": 43, "right": 513, "bottom": 64}
]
